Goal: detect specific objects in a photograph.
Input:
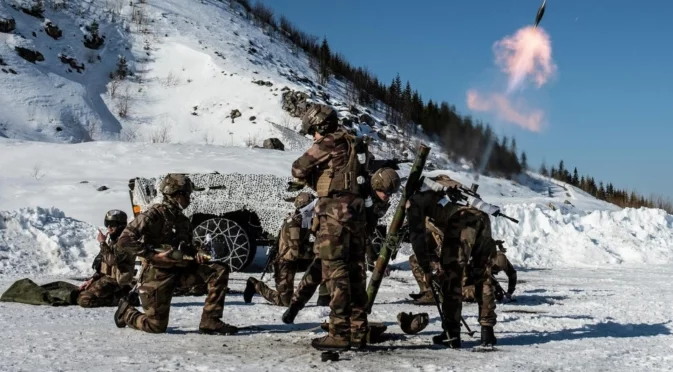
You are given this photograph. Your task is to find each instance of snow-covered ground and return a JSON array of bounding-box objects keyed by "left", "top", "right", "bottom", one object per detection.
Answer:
[
  {"left": 2, "top": 0, "right": 673, "bottom": 370},
  {"left": 1, "top": 267, "right": 672, "bottom": 372}
]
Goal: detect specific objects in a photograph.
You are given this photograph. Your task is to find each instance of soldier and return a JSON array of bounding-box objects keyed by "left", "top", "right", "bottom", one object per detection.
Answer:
[
  {"left": 406, "top": 174, "right": 498, "bottom": 348},
  {"left": 464, "top": 248, "right": 517, "bottom": 302},
  {"left": 243, "top": 192, "right": 316, "bottom": 307},
  {"left": 289, "top": 103, "right": 370, "bottom": 351},
  {"left": 77, "top": 210, "right": 136, "bottom": 307},
  {"left": 113, "top": 174, "right": 238, "bottom": 335},
  {"left": 281, "top": 167, "right": 401, "bottom": 345}
]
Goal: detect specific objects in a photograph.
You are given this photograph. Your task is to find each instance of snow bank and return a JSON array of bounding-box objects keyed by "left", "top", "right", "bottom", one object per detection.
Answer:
[
  {"left": 0, "top": 207, "right": 98, "bottom": 276},
  {"left": 494, "top": 203, "right": 673, "bottom": 268}
]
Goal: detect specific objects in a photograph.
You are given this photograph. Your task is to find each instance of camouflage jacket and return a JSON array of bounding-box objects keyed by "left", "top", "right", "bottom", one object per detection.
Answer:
[
  {"left": 117, "top": 199, "right": 193, "bottom": 266},
  {"left": 492, "top": 251, "right": 517, "bottom": 294},
  {"left": 278, "top": 212, "right": 313, "bottom": 262},
  {"left": 291, "top": 127, "right": 351, "bottom": 193},
  {"left": 406, "top": 190, "right": 467, "bottom": 273},
  {"left": 95, "top": 235, "right": 136, "bottom": 287}
]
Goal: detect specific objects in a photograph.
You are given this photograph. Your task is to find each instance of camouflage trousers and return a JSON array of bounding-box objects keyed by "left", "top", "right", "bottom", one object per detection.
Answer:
[
  {"left": 315, "top": 214, "right": 368, "bottom": 340},
  {"left": 290, "top": 258, "right": 330, "bottom": 307},
  {"left": 440, "top": 214, "right": 497, "bottom": 330},
  {"left": 78, "top": 276, "right": 129, "bottom": 308},
  {"left": 120, "top": 262, "right": 229, "bottom": 333},
  {"left": 254, "top": 260, "right": 298, "bottom": 307}
]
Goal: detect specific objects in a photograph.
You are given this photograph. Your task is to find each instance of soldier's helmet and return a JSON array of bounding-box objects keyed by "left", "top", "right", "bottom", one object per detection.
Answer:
[
  {"left": 301, "top": 104, "right": 338, "bottom": 135},
  {"left": 159, "top": 173, "right": 194, "bottom": 196},
  {"left": 294, "top": 192, "right": 315, "bottom": 209},
  {"left": 397, "top": 312, "right": 429, "bottom": 335},
  {"left": 371, "top": 168, "right": 401, "bottom": 195},
  {"left": 104, "top": 209, "right": 128, "bottom": 227}
]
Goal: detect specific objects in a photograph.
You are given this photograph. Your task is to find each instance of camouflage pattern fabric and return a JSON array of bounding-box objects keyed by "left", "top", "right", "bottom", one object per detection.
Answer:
[
  {"left": 79, "top": 236, "right": 135, "bottom": 307},
  {"left": 314, "top": 194, "right": 368, "bottom": 340},
  {"left": 78, "top": 276, "right": 128, "bottom": 308},
  {"left": 290, "top": 257, "right": 323, "bottom": 306},
  {"left": 493, "top": 251, "right": 517, "bottom": 295},
  {"left": 407, "top": 190, "right": 498, "bottom": 333},
  {"left": 120, "top": 262, "right": 229, "bottom": 333},
  {"left": 116, "top": 199, "right": 231, "bottom": 333},
  {"left": 255, "top": 260, "right": 297, "bottom": 306}
]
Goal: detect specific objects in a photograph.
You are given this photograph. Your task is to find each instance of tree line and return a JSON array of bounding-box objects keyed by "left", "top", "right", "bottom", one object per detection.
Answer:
[
  {"left": 233, "top": 0, "right": 672, "bottom": 212},
  {"left": 539, "top": 160, "right": 673, "bottom": 212}
]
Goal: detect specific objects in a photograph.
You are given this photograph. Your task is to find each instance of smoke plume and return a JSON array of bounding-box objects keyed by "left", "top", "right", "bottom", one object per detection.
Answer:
[{"left": 466, "top": 26, "right": 556, "bottom": 132}]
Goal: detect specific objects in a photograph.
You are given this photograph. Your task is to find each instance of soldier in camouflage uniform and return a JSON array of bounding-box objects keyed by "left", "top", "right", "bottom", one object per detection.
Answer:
[
  {"left": 243, "top": 192, "right": 316, "bottom": 306},
  {"left": 289, "top": 104, "right": 372, "bottom": 351},
  {"left": 114, "top": 174, "right": 238, "bottom": 335},
  {"left": 408, "top": 217, "right": 443, "bottom": 305},
  {"left": 407, "top": 174, "right": 498, "bottom": 348},
  {"left": 77, "top": 210, "right": 136, "bottom": 307},
  {"left": 281, "top": 167, "right": 401, "bottom": 331}
]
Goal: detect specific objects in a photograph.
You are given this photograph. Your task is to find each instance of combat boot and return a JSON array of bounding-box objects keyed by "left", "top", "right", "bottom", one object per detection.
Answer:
[
  {"left": 243, "top": 277, "right": 258, "bottom": 303},
  {"left": 311, "top": 335, "right": 351, "bottom": 352},
  {"left": 432, "top": 329, "right": 461, "bottom": 348},
  {"left": 199, "top": 319, "right": 239, "bottom": 335},
  {"left": 350, "top": 330, "right": 368, "bottom": 351},
  {"left": 114, "top": 297, "right": 131, "bottom": 328},
  {"left": 480, "top": 326, "right": 497, "bottom": 346},
  {"left": 316, "top": 294, "right": 330, "bottom": 306},
  {"left": 282, "top": 302, "right": 302, "bottom": 324},
  {"left": 412, "top": 291, "right": 435, "bottom": 306}
]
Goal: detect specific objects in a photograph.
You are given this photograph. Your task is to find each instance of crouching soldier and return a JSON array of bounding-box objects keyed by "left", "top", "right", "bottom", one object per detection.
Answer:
[
  {"left": 78, "top": 210, "right": 136, "bottom": 307},
  {"left": 407, "top": 174, "right": 498, "bottom": 348},
  {"left": 114, "top": 174, "right": 238, "bottom": 335},
  {"left": 243, "top": 192, "right": 316, "bottom": 306}
]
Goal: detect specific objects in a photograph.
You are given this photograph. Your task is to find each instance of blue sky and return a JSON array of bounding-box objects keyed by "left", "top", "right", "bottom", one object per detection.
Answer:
[{"left": 259, "top": 0, "right": 673, "bottom": 199}]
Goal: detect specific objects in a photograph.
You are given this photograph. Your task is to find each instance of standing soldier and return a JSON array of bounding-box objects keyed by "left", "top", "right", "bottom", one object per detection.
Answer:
[
  {"left": 243, "top": 192, "right": 316, "bottom": 307},
  {"left": 408, "top": 218, "right": 443, "bottom": 305},
  {"left": 113, "top": 174, "right": 238, "bottom": 335},
  {"left": 281, "top": 167, "right": 401, "bottom": 348},
  {"left": 290, "top": 104, "right": 370, "bottom": 351},
  {"left": 406, "top": 175, "right": 498, "bottom": 348},
  {"left": 78, "top": 210, "right": 136, "bottom": 307}
]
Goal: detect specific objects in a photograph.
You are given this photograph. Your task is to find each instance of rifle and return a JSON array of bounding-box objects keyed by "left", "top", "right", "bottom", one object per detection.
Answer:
[
  {"left": 425, "top": 178, "right": 520, "bottom": 224},
  {"left": 429, "top": 275, "right": 476, "bottom": 338}
]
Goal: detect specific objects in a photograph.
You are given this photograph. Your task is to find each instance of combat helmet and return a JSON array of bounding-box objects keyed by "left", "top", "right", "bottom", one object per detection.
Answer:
[
  {"left": 301, "top": 104, "right": 338, "bottom": 135},
  {"left": 294, "top": 192, "right": 315, "bottom": 209},
  {"left": 397, "top": 312, "right": 429, "bottom": 335},
  {"left": 159, "top": 173, "right": 194, "bottom": 196},
  {"left": 104, "top": 209, "right": 128, "bottom": 227},
  {"left": 371, "top": 168, "right": 401, "bottom": 196}
]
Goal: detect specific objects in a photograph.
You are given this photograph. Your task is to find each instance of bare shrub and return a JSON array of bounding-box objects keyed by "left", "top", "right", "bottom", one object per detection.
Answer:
[
  {"left": 86, "top": 120, "right": 99, "bottom": 140},
  {"left": 31, "top": 163, "right": 47, "bottom": 180},
  {"left": 164, "top": 70, "right": 179, "bottom": 87},
  {"left": 116, "top": 85, "right": 132, "bottom": 118},
  {"left": 245, "top": 132, "right": 259, "bottom": 147},
  {"left": 108, "top": 78, "right": 121, "bottom": 98},
  {"left": 149, "top": 124, "right": 171, "bottom": 143},
  {"left": 120, "top": 124, "right": 139, "bottom": 142}
]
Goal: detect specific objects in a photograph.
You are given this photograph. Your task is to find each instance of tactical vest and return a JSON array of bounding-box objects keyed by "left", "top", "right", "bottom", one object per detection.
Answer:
[{"left": 315, "top": 130, "right": 368, "bottom": 197}]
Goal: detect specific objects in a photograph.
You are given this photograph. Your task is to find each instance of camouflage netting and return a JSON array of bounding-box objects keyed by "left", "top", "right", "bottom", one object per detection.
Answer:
[{"left": 131, "top": 173, "right": 402, "bottom": 238}]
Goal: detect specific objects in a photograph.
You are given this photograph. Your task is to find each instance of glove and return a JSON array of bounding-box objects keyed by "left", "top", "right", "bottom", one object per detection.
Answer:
[{"left": 195, "top": 250, "right": 211, "bottom": 264}]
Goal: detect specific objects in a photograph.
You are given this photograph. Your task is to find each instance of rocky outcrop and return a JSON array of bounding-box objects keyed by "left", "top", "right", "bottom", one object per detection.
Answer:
[
  {"left": 0, "top": 17, "right": 16, "bottom": 33},
  {"left": 263, "top": 138, "right": 285, "bottom": 151},
  {"left": 15, "top": 47, "right": 44, "bottom": 63},
  {"left": 281, "top": 90, "right": 312, "bottom": 118}
]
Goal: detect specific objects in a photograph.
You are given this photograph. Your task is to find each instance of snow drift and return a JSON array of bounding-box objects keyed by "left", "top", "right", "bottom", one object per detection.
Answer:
[
  {"left": 0, "top": 207, "right": 98, "bottom": 276},
  {"left": 494, "top": 204, "right": 673, "bottom": 268}
]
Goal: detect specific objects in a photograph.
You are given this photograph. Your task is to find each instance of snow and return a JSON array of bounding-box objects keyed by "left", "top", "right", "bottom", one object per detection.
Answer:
[{"left": 1, "top": 0, "right": 673, "bottom": 370}]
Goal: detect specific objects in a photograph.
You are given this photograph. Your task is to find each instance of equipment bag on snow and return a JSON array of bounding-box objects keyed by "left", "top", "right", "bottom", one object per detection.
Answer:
[{"left": 0, "top": 278, "right": 79, "bottom": 306}]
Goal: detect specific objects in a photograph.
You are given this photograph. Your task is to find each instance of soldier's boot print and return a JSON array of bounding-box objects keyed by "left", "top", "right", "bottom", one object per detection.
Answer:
[{"left": 243, "top": 277, "right": 258, "bottom": 303}]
